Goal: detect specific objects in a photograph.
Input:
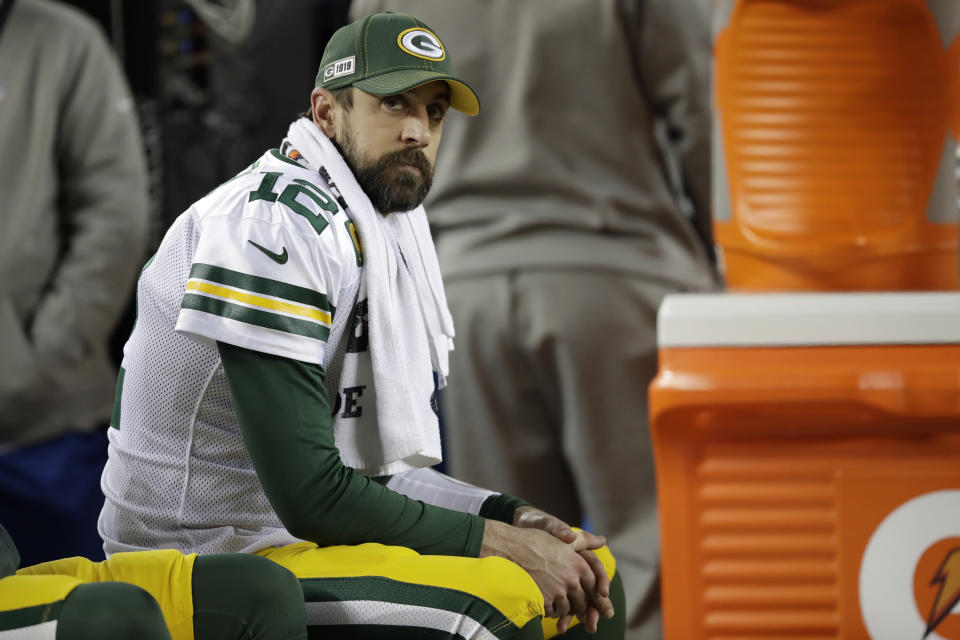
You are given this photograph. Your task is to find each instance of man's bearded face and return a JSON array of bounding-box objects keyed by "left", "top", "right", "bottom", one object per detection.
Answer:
[{"left": 337, "top": 127, "right": 434, "bottom": 214}]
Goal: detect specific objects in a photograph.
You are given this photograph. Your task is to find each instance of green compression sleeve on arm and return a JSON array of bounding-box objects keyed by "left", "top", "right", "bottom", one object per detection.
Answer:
[
  {"left": 479, "top": 493, "right": 530, "bottom": 524},
  {"left": 217, "top": 341, "right": 485, "bottom": 557}
]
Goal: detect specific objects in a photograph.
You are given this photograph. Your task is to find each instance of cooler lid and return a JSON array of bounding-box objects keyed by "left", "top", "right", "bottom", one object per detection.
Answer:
[{"left": 658, "top": 292, "right": 960, "bottom": 347}]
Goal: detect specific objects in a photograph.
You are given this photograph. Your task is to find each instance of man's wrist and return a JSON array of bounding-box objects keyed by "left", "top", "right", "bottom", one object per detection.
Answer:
[
  {"left": 478, "top": 518, "right": 513, "bottom": 560},
  {"left": 478, "top": 493, "right": 530, "bottom": 523}
]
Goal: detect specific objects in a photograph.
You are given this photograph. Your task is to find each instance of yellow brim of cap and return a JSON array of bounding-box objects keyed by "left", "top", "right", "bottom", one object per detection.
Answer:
[{"left": 353, "top": 70, "right": 480, "bottom": 116}]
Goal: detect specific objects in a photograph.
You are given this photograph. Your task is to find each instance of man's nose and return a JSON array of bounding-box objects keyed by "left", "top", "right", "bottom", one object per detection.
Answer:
[{"left": 401, "top": 110, "right": 431, "bottom": 147}]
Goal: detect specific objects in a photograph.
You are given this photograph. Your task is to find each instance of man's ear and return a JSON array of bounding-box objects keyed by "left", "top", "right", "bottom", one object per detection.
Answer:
[{"left": 310, "top": 87, "right": 338, "bottom": 139}]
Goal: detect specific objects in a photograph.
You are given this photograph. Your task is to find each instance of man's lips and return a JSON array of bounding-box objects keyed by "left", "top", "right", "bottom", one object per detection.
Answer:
[
  {"left": 397, "top": 163, "right": 422, "bottom": 176},
  {"left": 379, "top": 148, "right": 432, "bottom": 180}
]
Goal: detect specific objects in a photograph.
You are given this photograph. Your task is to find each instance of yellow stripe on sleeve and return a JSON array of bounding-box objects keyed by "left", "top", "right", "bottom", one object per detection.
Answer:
[{"left": 186, "top": 280, "right": 332, "bottom": 326}]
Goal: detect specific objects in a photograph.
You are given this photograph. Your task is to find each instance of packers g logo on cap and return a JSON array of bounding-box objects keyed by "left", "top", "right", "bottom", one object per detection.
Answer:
[{"left": 398, "top": 28, "right": 445, "bottom": 61}]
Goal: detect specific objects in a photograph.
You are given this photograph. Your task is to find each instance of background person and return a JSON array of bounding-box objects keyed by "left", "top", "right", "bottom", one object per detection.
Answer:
[
  {"left": 350, "top": 1, "right": 721, "bottom": 637},
  {"left": 0, "top": 0, "right": 149, "bottom": 565}
]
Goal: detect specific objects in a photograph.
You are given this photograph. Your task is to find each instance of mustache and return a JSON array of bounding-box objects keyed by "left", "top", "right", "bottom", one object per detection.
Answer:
[{"left": 376, "top": 147, "right": 433, "bottom": 177}]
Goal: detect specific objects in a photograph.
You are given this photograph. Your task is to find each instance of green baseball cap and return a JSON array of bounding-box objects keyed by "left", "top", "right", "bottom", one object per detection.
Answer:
[{"left": 317, "top": 12, "right": 480, "bottom": 116}]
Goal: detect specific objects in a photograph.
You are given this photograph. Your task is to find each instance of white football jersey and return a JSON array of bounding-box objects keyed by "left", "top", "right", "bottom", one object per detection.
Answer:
[{"left": 99, "top": 148, "right": 371, "bottom": 555}]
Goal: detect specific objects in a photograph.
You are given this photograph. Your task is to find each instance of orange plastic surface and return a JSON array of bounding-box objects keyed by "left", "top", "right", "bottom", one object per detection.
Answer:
[
  {"left": 650, "top": 344, "right": 960, "bottom": 639},
  {"left": 714, "top": 0, "right": 960, "bottom": 290}
]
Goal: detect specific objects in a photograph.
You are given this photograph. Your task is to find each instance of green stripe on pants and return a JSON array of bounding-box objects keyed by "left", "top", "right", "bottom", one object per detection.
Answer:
[{"left": 0, "top": 600, "right": 63, "bottom": 632}]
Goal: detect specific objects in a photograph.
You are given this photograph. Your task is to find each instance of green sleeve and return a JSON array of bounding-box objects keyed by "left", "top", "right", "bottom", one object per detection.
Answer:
[
  {"left": 217, "top": 341, "right": 485, "bottom": 557},
  {"left": 479, "top": 494, "right": 530, "bottom": 524}
]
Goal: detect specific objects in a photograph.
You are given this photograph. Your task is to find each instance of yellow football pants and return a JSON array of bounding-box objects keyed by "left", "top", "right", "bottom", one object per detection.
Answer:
[{"left": 259, "top": 540, "right": 616, "bottom": 639}]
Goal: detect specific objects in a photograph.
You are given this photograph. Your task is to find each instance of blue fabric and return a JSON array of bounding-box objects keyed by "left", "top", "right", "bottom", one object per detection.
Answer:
[{"left": 0, "top": 429, "right": 108, "bottom": 566}]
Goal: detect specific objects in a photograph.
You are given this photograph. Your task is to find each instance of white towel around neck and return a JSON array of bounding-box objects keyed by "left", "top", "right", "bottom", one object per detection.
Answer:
[{"left": 285, "top": 118, "right": 454, "bottom": 476}]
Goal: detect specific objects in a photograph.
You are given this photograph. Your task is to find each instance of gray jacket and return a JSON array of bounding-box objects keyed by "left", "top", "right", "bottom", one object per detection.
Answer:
[
  {"left": 0, "top": 0, "right": 148, "bottom": 446},
  {"left": 351, "top": 0, "right": 718, "bottom": 288}
]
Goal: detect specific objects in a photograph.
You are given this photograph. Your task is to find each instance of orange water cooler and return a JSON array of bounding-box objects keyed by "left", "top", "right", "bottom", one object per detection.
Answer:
[
  {"left": 650, "top": 293, "right": 960, "bottom": 639},
  {"left": 713, "top": 0, "right": 960, "bottom": 291}
]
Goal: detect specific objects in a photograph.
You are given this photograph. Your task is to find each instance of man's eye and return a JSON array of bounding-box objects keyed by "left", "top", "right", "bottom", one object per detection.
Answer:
[
  {"left": 383, "top": 96, "right": 403, "bottom": 110},
  {"left": 428, "top": 105, "right": 447, "bottom": 121}
]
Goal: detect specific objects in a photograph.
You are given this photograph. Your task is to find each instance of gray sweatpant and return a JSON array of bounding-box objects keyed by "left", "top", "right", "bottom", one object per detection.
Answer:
[{"left": 442, "top": 270, "right": 690, "bottom": 640}]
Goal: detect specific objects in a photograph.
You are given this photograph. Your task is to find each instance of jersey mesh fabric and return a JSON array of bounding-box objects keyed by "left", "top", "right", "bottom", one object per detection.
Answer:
[{"left": 100, "top": 150, "right": 362, "bottom": 555}]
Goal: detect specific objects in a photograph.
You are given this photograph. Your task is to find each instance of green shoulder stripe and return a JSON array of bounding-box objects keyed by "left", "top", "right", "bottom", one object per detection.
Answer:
[
  {"left": 182, "top": 294, "right": 330, "bottom": 342},
  {"left": 189, "top": 263, "right": 334, "bottom": 315}
]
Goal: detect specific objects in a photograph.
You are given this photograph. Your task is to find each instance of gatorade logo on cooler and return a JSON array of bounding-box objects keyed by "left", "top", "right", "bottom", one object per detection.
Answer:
[
  {"left": 397, "top": 28, "right": 445, "bottom": 61},
  {"left": 860, "top": 490, "right": 960, "bottom": 639}
]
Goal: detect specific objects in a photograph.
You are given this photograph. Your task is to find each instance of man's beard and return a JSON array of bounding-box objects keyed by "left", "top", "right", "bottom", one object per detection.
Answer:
[{"left": 335, "top": 131, "right": 434, "bottom": 214}]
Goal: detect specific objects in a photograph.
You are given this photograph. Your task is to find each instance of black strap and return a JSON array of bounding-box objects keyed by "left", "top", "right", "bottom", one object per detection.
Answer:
[{"left": 0, "top": 0, "right": 17, "bottom": 46}]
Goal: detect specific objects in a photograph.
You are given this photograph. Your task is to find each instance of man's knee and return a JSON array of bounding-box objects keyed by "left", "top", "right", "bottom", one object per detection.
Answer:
[
  {"left": 59, "top": 582, "right": 171, "bottom": 640},
  {"left": 193, "top": 553, "right": 305, "bottom": 636},
  {"left": 221, "top": 553, "right": 303, "bottom": 609}
]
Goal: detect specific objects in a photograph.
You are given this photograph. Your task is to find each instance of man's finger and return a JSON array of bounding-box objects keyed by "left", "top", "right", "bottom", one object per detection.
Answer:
[
  {"left": 580, "top": 549, "right": 610, "bottom": 598},
  {"left": 514, "top": 507, "right": 577, "bottom": 543},
  {"left": 547, "top": 594, "right": 571, "bottom": 620},
  {"left": 556, "top": 614, "right": 574, "bottom": 634},
  {"left": 567, "top": 584, "right": 590, "bottom": 621},
  {"left": 578, "top": 554, "right": 598, "bottom": 595},
  {"left": 584, "top": 606, "right": 600, "bottom": 634},
  {"left": 570, "top": 529, "right": 607, "bottom": 552},
  {"left": 579, "top": 551, "right": 615, "bottom": 620},
  {"left": 543, "top": 516, "right": 576, "bottom": 543}
]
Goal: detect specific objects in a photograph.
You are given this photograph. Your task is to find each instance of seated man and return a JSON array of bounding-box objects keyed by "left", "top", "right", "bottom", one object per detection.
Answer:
[
  {"left": 99, "top": 12, "right": 624, "bottom": 639},
  {"left": 0, "top": 524, "right": 305, "bottom": 640}
]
